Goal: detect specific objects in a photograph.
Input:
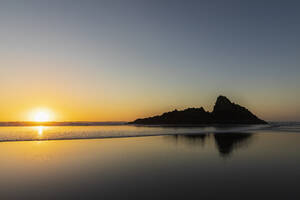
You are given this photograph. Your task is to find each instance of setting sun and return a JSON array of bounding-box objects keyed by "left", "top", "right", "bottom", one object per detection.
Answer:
[
  {"left": 29, "top": 109, "right": 53, "bottom": 122},
  {"left": 34, "top": 111, "right": 50, "bottom": 122}
]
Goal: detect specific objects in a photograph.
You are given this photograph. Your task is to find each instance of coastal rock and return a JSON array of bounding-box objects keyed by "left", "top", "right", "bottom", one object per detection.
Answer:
[
  {"left": 132, "top": 107, "right": 211, "bottom": 125},
  {"left": 211, "top": 95, "right": 267, "bottom": 124},
  {"left": 130, "top": 95, "right": 267, "bottom": 125}
]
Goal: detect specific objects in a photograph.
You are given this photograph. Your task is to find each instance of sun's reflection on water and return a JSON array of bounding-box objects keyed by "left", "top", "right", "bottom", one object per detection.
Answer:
[{"left": 36, "top": 126, "right": 44, "bottom": 137}]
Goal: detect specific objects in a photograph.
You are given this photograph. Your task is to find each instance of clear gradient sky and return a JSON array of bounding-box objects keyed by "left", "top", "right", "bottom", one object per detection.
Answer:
[{"left": 1, "top": 0, "right": 300, "bottom": 122}]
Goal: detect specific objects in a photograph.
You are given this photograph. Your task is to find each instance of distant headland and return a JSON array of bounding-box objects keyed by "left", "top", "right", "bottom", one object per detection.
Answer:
[{"left": 130, "top": 95, "right": 267, "bottom": 125}]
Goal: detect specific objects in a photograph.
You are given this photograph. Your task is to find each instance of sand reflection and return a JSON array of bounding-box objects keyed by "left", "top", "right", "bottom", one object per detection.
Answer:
[{"left": 166, "top": 133, "right": 254, "bottom": 157}]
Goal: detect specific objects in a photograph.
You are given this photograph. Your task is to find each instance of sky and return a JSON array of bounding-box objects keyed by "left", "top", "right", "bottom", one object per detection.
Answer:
[{"left": 0, "top": 0, "right": 300, "bottom": 122}]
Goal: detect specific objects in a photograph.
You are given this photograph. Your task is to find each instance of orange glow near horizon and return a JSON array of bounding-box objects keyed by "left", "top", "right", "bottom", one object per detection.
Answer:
[{"left": 0, "top": 94, "right": 297, "bottom": 122}]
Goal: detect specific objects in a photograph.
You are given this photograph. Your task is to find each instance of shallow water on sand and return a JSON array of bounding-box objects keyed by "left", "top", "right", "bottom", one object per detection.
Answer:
[
  {"left": 0, "top": 124, "right": 299, "bottom": 199},
  {"left": 0, "top": 124, "right": 269, "bottom": 142}
]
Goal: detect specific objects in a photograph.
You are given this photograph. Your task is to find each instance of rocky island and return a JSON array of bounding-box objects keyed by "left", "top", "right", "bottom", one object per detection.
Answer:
[{"left": 130, "top": 95, "right": 267, "bottom": 125}]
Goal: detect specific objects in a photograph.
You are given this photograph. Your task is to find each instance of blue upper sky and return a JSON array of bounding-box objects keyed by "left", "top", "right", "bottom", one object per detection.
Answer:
[{"left": 1, "top": 0, "right": 299, "bottom": 121}]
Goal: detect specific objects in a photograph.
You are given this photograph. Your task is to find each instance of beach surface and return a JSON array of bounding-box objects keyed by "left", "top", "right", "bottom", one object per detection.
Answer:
[{"left": 0, "top": 124, "right": 299, "bottom": 199}]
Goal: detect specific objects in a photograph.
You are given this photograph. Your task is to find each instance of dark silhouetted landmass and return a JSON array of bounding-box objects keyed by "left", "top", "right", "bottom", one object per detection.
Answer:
[{"left": 130, "top": 95, "right": 267, "bottom": 125}]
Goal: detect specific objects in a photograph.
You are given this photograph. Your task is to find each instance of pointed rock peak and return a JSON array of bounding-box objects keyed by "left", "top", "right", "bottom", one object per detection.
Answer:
[
  {"left": 213, "top": 95, "right": 234, "bottom": 112},
  {"left": 215, "top": 95, "right": 232, "bottom": 105}
]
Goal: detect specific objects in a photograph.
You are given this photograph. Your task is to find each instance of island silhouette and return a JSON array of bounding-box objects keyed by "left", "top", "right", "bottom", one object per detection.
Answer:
[{"left": 130, "top": 95, "right": 267, "bottom": 125}]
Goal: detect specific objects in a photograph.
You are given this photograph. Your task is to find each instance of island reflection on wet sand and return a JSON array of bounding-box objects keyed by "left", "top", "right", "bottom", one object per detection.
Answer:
[{"left": 167, "top": 133, "right": 254, "bottom": 157}]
